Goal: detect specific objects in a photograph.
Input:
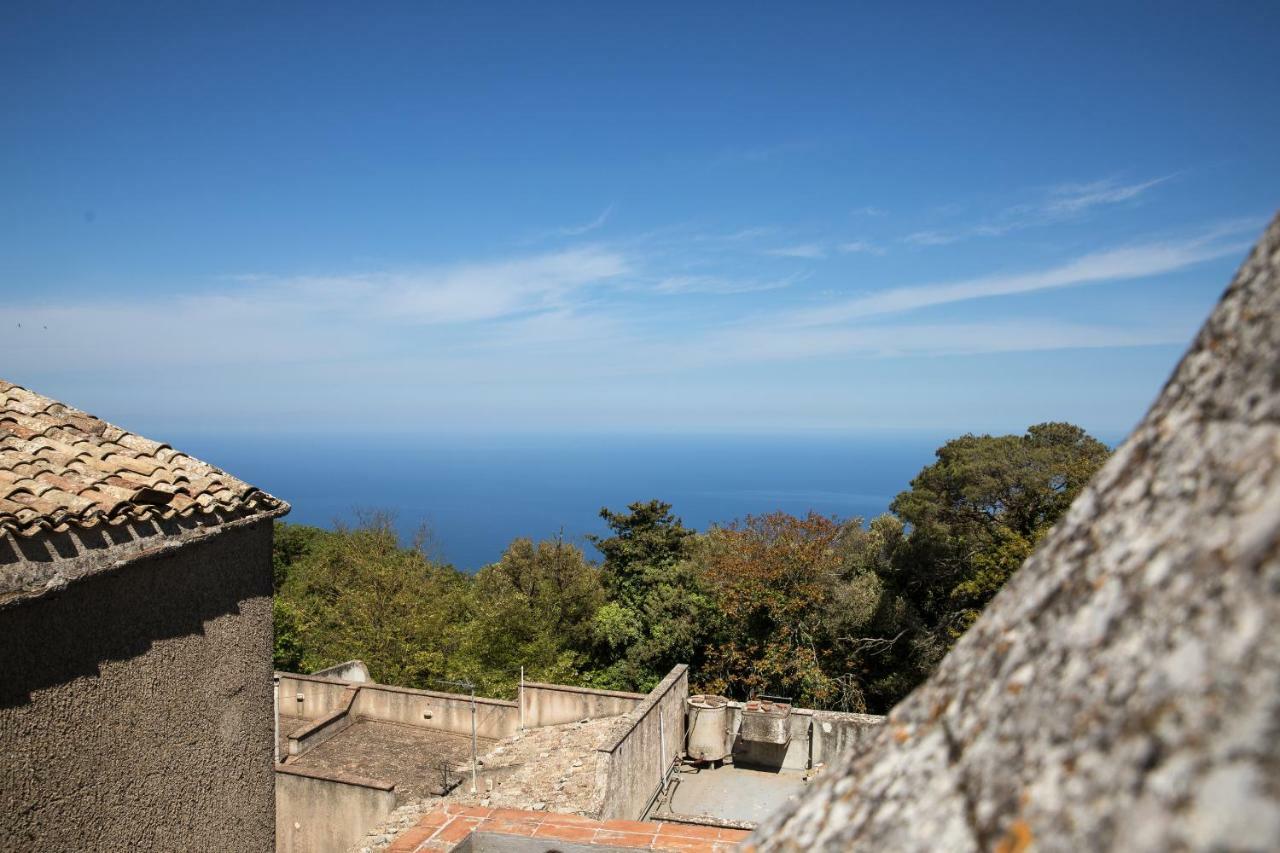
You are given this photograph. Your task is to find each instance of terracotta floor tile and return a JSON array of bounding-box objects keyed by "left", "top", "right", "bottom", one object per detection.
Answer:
[
  {"left": 487, "top": 807, "right": 545, "bottom": 824},
  {"left": 602, "top": 819, "right": 660, "bottom": 834},
  {"left": 447, "top": 804, "right": 493, "bottom": 819},
  {"left": 483, "top": 822, "right": 539, "bottom": 838},
  {"left": 540, "top": 811, "right": 599, "bottom": 826},
  {"left": 414, "top": 809, "right": 451, "bottom": 829},
  {"left": 534, "top": 823, "right": 599, "bottom": 843},
  {"left": 656, "top": 823, "right": 723, "bottom": 840},
  {"left": 653, "top": 836, "right": 721, "bottom": 852},
  {"left": 595, "top": 829, "right": 660, "bottom": 848},
  {"left": 435, "top": 817, "right": 481, "bottom": 844}
]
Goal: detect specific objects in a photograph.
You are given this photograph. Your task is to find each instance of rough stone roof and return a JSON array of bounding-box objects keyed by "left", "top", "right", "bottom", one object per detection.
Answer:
[
  {"left": 751, "top": 214, "right": 1280, "bottom": 851},
  {"left": 0, "top": 379, "right": 285, "bottom": 538}
]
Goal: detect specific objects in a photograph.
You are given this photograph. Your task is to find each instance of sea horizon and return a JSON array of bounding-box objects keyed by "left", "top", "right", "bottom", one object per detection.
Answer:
[{"left": 172, "top": 429, "right": 1126, "bottom": 571}]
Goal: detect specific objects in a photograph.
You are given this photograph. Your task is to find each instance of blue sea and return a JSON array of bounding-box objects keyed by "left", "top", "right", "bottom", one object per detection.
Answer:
[{"left": 174, "top": 433, "right": 955, "bottom": 571}]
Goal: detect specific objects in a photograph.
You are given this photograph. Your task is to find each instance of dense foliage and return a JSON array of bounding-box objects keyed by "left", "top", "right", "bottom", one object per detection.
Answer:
[{"left": 273, "top": 422, "right": 1109, "bottom": 712}]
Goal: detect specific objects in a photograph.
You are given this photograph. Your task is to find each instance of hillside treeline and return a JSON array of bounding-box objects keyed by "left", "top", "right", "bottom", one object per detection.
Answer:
[{"left": 273, "top": 422, "right": 1109, "bottom": 714}]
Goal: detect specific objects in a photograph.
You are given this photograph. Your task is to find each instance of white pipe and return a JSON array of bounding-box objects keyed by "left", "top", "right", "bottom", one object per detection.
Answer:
[{"left": 272, "top": 675, "right": 280, "bottom": 763}]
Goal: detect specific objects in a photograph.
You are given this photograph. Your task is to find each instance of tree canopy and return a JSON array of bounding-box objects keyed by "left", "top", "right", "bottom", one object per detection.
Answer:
[{"left": 272, "top": 422, "right": 1110, "bottom": 713}]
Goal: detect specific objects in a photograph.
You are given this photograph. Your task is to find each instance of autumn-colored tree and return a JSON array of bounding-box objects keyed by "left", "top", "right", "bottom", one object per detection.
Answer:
[{"left": 696, "top": 511, "right": 854, "bottom": 708}]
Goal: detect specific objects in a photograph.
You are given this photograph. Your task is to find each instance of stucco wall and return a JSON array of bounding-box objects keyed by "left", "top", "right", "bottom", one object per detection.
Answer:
[
  {"left": 521, "top": 681, "right": 643, "bottom": 729},
  {"left": 595, "top": 665, "right": 689, "bottom": 821},
  {"left": 352, "top": 682, "right": 518, "bottom": 739},
  {"left": 0, "top": 519, "right": 276, "bottom": 851},
  {"left": 278, "top": 672, "right": 356, "bottom": 721},
  {"left": 275, "top": 765, "right": 396, "bottom": 853}
]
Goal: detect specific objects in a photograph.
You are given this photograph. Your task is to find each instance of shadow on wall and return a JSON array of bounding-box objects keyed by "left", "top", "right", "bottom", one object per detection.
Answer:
[{"left": 0, "top": 521, "right": 272, "bottom": 709}]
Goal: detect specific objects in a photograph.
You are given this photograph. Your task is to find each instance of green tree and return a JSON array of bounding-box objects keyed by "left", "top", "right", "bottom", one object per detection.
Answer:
[
  {"left": 271, "top": 521, "right": 326, "bottom": 592},
  {"left": 453, "top": 535, "right": 603, "bottom": 697},
  {"left": 585, "top": 500, "right": 714, "bottom": 692},
  {"left": 889, "top": 422, "right": 1110, "bottom": 641},
  {"left": 272, "top": 597, "right": 306, "bottom": 672},
  {"left": 277, "top": 512, "right": 468, "bottom": 687}
]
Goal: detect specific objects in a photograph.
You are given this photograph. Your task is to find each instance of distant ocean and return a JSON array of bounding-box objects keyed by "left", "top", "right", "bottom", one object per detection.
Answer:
[{"left": 173, "top": 433, "right": 958, "bottom": 571}]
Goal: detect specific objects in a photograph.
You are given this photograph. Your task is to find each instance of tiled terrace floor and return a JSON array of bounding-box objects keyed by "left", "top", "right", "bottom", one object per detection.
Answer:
[{"left": 389, "top": 803, "right": 749, "bottom": 852}]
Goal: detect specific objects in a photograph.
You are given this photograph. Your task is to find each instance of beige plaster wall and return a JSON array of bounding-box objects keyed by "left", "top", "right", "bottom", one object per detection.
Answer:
[
  {"left": 520, "top": 681, "right": 643, "bottom": 729},
  {"left": 595, "top": 665, "right": 689, "bottom": 821},
  {"left": 275, "top": 765, "right": 396, "bottom": 853}
]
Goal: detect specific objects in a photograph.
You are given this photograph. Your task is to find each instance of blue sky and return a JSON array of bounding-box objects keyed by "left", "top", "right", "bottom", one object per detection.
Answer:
[{"left": 3, "top": 2, "right": 1277, "bottom": 440}]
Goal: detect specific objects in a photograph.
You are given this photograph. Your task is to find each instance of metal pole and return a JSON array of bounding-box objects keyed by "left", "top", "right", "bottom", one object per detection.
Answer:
[
  {"left": 470, "top": 685, "right": 478, "bottom": 793},
  {"left": 520, "top": 666, "right": 525, "bottom": 732}
]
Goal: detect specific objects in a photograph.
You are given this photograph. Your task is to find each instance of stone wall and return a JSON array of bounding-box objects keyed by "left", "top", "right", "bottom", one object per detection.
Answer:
[
  {"left": 0, "top": 519, "right": 276, "bottom": 851},
  {"left": 594, "top": 665, "right": 689, "bottom": 821},
  {"left": 753, "top": 217, "right": 1280, "bottom": 850},
  {"left": 520, "top": 681, "right": 643, "bottom": 729},
  {"left": 275, "top": 764, "right": 396, "bottom": 853}
]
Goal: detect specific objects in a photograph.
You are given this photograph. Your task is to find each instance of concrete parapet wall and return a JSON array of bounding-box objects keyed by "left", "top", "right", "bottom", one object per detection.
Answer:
[
  {"left": 287, "top": 686, "right": 358, "bottom": 757},
  {"left": 274, "top": 764, "right": 396, "bottom": 853},
  {"left": 595, "top": 665, "right": 689, "bottom": 821},
  {"left": 352, "top": 682, "right": 518, "bottom": 739},
  {"left": 521, "top": 681, "right": 643, "bottom": 729},
  {"left": 278, "top": 672, "right": 354, "bottom": 721},
  {"left": 275, "top": 672, "right": 521, "bottom": 740}
]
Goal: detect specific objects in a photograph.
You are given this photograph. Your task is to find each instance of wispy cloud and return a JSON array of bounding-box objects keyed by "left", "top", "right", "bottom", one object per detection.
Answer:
[
  {"left": 524, "top": 205, "right": 616, "bottom": 242},
  {"left": 556, "top": 204, "right": 615, "bottom": 237},
  {"left": 690, "top": 319, "right": 1193, "bottom": 365},
  {"left": 851, "top": 206, "right": 886, "bottom": 217},
  {"left": 651, "top": 272, "right": 805, "bottom": 295},
  {"left": 837, "top": 240, "right": 885, "bottom": 255},
  {"left": 902, "top": 230, "right": 960, "bottom": 247},
  {"left": 902, "top": 174, "right": 1178, "bottom": 247},
  {"left": 1041, "top": 175, "right": 1175, "bottom": 216},
  {"left": 226, "top": 247, "right": 631, "bottom": 326},
  {"left": 793, "top": 222, "right": 1255, "bottom": 326},
  {"left": 763, "top": 243, "right": 827, "bottom": 260}
]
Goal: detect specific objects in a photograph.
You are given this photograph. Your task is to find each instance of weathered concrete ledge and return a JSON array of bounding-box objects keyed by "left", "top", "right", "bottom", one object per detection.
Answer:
[
  {"left": 523, "top": 681, "right": 645, "bottom": 700},
  {"left": 274, "top": 762, "right": 396, "bottom": 792},
  {"left": 288, "top": 686, "right": 358, "bottom": 757}
]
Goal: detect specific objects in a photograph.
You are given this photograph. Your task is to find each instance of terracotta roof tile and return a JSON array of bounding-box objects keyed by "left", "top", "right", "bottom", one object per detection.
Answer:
[{"left": 0, "top": 378, "right": 286, "bottom": 539}]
